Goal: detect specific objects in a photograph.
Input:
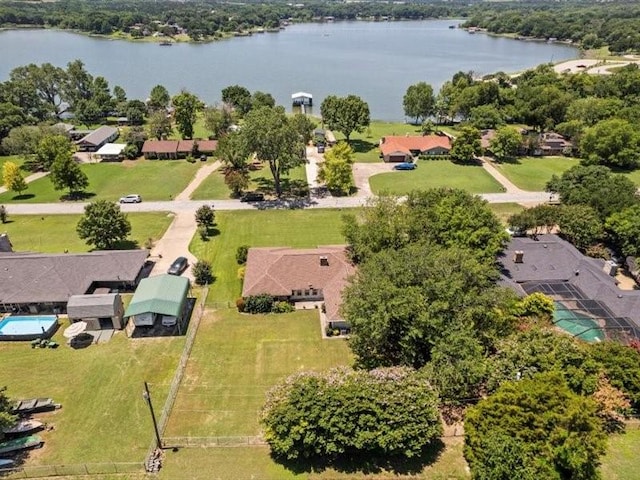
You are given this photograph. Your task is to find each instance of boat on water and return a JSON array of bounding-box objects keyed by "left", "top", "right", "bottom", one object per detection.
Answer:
[
  {"left": 11, "top": 398, "right": 59, "bottom": 415},
  {"left": 449, "top": 25, "right": 456, "bottom": 29},
  {"left": 159, "top": 41, "right": 173, "bottom": 46},
  {"left": 3, "top": 420, "right": 44, "bottom": 435},
  {"left": 0, "top": 459, "right": 14, "bottom": 468},
  {"left": 0, "top": 435, "right": 43, "bottom": 455}
]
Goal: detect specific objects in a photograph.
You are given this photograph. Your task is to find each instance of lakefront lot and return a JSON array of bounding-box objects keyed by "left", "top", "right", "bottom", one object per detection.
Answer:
[{"left": 0, "top": 159, "right": 204, "bottom": 203}]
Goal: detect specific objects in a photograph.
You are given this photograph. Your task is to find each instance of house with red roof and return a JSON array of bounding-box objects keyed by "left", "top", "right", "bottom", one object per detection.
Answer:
[
  {"left": 142, "top": 139, "right": 218, "bottom": 159},
  {"left": 379, "top": 134, "right": 452, "bottom": 162},
  {"left": 241, "top": 246, "right": 356, "bottom": 328}
]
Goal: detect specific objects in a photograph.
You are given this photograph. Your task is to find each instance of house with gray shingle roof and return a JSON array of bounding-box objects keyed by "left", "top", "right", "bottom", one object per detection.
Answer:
[{"left": 76, "top": 126, "right": 119, "bottom": 152}]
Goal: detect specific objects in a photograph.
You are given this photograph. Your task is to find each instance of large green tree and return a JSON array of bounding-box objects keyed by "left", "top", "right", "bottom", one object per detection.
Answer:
[
  {"left": 342, "top": 242, "right": 515, "bottom": 369},
  {"left": 203, "top": 105, "right": 233, "bottom": 139},
  {"left": 35, "top": 134, "right": 73, "bottom": 171},
  {"left": 317, "top": 141, "right": 354, "bottom": 195},
  {"left": 558, "top": 204, "right": 604, "bottom": 250},
  {"left": 605, "top": 204, "right": 640, "bottom": 257},
  {"left": 221, "top": 85, "right": 252, "bottom": 116},
  {"left": 547, "top": 165, "right": 638, "bottom": 219},
  {"left": 240, "top": 106, "right": 304, "bottom": 196},
  {"left": 50, "top": 155, "right": 89, "bottom": 199},
  {"left": 172, "top": 90, "right": 201, "bottom": 139},
  {"left": 590, "top": 342, "right": 640, "bottom": 410},
  {"left": 148, "top": 84, "right": 170, "bottom": 111},
  {"left": 489, "top": 126, "right": 522, "bottom": 162},
  {"left": 465, "top": 372, "right": 607, "bottom": 480},
  {"left": 76, "top": 200, "right": 131, "bottom": 250},
  {"left": 147, "top": 111, "right": 172, "bottom": 140},
  {"left": 403, "top": 81, "right": 435, "bottom": 124},
  {"left": 320, "top": 94, "right": 370, "bottom": 143},
  {"left": 261, "top": 367, "right": 442, "bottom": 461},
  {"left": 580, "top": 118, "right": 640, "bottom": 169},
  {"left": 449, "top": 125, "right": 482, "bottom": 163}
]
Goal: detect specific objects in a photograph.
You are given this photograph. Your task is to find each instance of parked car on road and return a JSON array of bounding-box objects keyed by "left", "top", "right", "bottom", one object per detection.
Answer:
[
  {"left": 393, "top": 162, "right": 417, "bottom": 170},
  {"left": 240, "top": 192, "right": 265, "bottom": 202},
  {"left": 167, "top": 256, "right": 188, "bottom": 276},
  {"left": 119, "top": 194, "right": 142, "bottom": 204}
]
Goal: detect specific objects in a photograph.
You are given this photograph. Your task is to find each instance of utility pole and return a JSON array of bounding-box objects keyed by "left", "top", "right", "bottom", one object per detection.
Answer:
[{"left": 142, "top": 381, "right": 162, "bottom": 450}]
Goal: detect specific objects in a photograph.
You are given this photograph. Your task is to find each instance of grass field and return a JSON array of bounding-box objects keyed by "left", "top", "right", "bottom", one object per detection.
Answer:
[
  {"left": 369, "top": 161, "right": 503, "bottom": 195},
  {"left": 190, "top": 209, "right": 347, "bottom": 303},
  {"left": 0, "top": 326, "right": 184, "bottom": 465},
  {"left": 492, "top": 157, "right": 580, "bottom": 191},
  {"left": 0, "top": 159, "right": 202, "bottom": 203},
  {"left": 159, "top": 439, "right": 470, "bottom": 480},
  {"left": 623, "top": 168, "right": 640, "bottom": 186},
  {"left": 600, "top": 423, "right": 640, "bottom": 480},
  {"left": 489, "top": 203, "right": 525, "bottom": 224},
  {"left": 2, "top": 212, "right": 173, "bottom": 252},
  {"left": 191, "top": 164, "right": 307, "bottom": 200},
  {"left": 164, "top": 309, "right": 352, "bottom": 437}
]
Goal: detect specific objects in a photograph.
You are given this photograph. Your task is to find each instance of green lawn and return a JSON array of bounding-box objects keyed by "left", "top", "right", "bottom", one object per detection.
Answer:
[
  {"left": 192, "top": 164, "right": 307, "bottom": 200},
  {"left": 492, "top": 157, "right": 580, "bottom": 191},
  {"left": 164, "top": 309, "right": 352, "bottom": 437},
  {"left": 623, "top": 168, "right": 640, "bottom": 186},
  {"left": 489, "top": 203, "right": 525, "bottom": 225},
  {"left": 0, "top": 159, "right": 202, "bottom": 203},
  {"left": 2, "top": 212, "right": 173, "bottom": 253},
  {"left": 369, "top": 160, "right": 503, "bottom": 195},
  {"left": 600, "top": 423, "right": 640, "bottom": 480},
  {"left": 190, "top": 209, "right": 347, "bottom": 304},
  {"left": 333, "top": 121, "right": 421, "bottom": 163},
  {"left": 160, "top": 439, "right": 469, "bottom": 480},
  {"left": 0, "top": 326, "right": 184, "bottom": 465}
]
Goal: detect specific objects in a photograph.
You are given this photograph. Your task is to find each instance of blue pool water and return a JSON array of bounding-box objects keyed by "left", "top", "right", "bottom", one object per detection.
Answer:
[{"left": 0, "top": 315, "right": 58, "bottom": 339}]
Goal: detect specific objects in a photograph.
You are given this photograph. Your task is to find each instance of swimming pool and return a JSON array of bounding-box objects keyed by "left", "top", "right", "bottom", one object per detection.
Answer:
[
  {"left": 553, "top": 303, "right": 604, "bottom": 343},
  {"left": 0, "top": 315, "right": 59, "bottom": 341}
]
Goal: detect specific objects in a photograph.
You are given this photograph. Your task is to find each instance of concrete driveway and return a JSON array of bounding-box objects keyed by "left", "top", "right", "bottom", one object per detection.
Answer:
[{"left": 352, "top": 162, "right": 395, "bottom": 197}]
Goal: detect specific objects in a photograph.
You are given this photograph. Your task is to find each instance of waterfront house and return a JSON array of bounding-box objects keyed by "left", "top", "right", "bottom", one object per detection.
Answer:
[
  {"left": 379, "top": 134, "right": 451, "bottom": 162},
  {"left": 76, "top": 126, "right": 119, "bottom": 152}
]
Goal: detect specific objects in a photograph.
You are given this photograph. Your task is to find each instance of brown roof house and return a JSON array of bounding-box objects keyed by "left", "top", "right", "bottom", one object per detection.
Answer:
[
  {"left": 142, "top": 140, "right": 178, "bottom": 159},
  {"left": 533, "top": 132, "right": 574, "bottom": 156},
  {"left": 380, "top": 135, "right": 451, "bottom": 162},
  {"left": 176, "top": 140, "right": 218, "bottom": 158},
  {"left": 242, "top": 246, "right": 356, "bottom": 329}
]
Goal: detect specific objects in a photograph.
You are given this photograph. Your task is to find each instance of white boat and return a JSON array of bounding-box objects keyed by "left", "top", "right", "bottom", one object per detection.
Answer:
[
  {"left": 0, "top": 459, "right": 14, "bottom": 468},
  {"left": 3, "top": 419, "right": 44, "bottom": 435}
]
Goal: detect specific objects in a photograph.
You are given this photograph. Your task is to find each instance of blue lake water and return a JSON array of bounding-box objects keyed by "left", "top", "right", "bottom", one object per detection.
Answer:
[{"left": 0, "top": 21, "right": 578, "bottom": 120}]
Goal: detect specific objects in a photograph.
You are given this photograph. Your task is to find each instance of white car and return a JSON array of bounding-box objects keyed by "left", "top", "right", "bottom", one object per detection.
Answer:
[{"left": 119, "top": 194, "right": 142, "bottom": 204}]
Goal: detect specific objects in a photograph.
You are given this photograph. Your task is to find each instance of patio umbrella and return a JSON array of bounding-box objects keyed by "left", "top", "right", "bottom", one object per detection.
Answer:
[{"left": 63, "top": 321, "right": 87, "bottom": 339}]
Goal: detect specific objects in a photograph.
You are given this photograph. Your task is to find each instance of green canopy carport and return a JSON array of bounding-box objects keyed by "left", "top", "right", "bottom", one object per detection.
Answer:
[{"left": 124, "top": 275, "right": 190, "bottom": 329}]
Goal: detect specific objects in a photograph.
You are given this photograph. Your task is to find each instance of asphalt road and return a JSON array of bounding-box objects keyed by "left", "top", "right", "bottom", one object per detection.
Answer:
[{"left": 5, "top": 191, "right": 551, "bottom": 215}]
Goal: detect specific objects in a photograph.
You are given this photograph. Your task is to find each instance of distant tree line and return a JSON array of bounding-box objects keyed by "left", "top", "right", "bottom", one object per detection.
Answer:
[
  {"left": 0, "top": 0, "right": 468, "bottom": 40},
  {"left": 463, "top": 1, "right": 640, "bottom": 53}
]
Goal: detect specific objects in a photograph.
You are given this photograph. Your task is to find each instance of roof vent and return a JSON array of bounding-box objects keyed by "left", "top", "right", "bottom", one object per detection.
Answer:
[
  {"left": 320, "top": 256, "right": 329, "bottom": 266},
  {"left": 513, "top": 251, "right": 524, "bottom": 264}
]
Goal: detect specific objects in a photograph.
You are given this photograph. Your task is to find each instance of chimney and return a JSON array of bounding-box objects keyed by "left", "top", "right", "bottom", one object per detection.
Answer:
[
  {"left": 320, "top": 256, "right": 329, "bottom": 266},
  {"left": 513, "top": 251, "right": 524, "bottom": 264}
]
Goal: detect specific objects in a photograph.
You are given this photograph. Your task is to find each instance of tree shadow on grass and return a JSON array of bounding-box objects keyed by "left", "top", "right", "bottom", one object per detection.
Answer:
[
  {"left": 112, "top": 239, "right": 139, "bottom": 250},
  {"left": 349, "top": 139, "right": 377, "bottom": 155},
  {"left": 494, "top": 156, "right": 522, "bottom": 165},
  {"left": 10, "top": 193, "right": 35, "bottom": 200},
  {"left": 254, "top": 176, "right": 309, "bottom": 198},
  {"left": 60, "top": 191, "right": 96, "bottom": 202},
  {"left": 273, "top": 440, "right": 446, "bottom": 476}
]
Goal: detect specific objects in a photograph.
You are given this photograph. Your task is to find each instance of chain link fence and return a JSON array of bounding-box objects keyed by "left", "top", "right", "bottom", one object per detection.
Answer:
[
  {"left": 0, "top": 462, "right": 143, "bottom": 478},
  {"left": 145, "top": 287, "right": 209, "bottom": 463},
  {"left": 163, "top": 436, "right": 267, "bottom": 448}
]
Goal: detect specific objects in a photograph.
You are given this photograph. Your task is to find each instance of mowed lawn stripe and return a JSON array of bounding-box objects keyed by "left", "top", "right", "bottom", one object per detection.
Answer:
[
  {"left": 369, "top": 161, "right": 503, "bottom": 195},
  {"left": 164, "top": 309, "right": 352, "bottom": 437},
  {"left": 1, "top": 212, "right": 173, "bottom": 253},
  {"left": 491, "top": 156, "right": 580, "bottom": 191},
  {"left": 0, "top": 159, "right": 203, "bottom": 203}
]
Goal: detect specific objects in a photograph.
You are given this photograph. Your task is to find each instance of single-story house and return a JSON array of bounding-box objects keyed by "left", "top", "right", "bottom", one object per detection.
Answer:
[
  {"left": 142, "top": 140, "right": 178, "bottom": 160},
  {"left": 95, "top": 143, "right": 127, "bottom": 162},
  {"left": 67, "top": 293, "right": 125, "bottom": 330},
  {"left": 142, "top": 139, "right": 218, "bottom": 159},
  {"left": 379, "top": 135, "right": 452, "bottom": 162},
  {"left": 242, "top": 246, "right": 356, "bottom": 324},
  {"left": 500, "top": 234, "right": 640, "bottom": 343},
  {"left": 176, "top": 140, "right": 218, "bottom": 158},
  {"left": 0, "top": 245, "right": 149, "bottom": 315},
  {"left": 124, "top": 274, "right": 190, "bottom": 332},
  {"left": 76, "top": 126, "right": 119, "bottom": 152},
  {"left": 291, "top": 92, "right": 313, "bottom": 106}
]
